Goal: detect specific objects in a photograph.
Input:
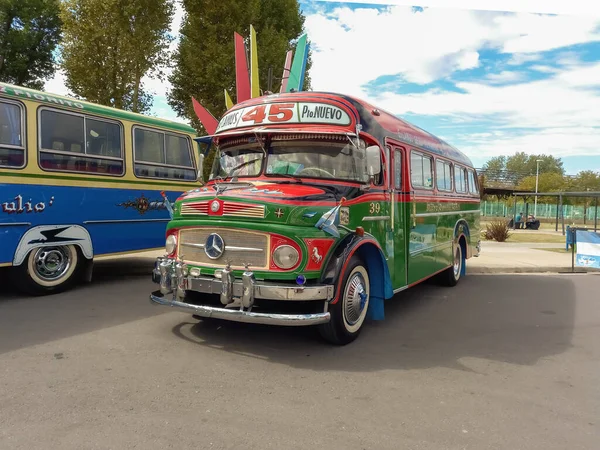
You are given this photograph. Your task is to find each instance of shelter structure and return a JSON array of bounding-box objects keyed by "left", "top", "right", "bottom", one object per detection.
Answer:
[{"left": 512, "top": 191, "right": 600, "bottom": 235}]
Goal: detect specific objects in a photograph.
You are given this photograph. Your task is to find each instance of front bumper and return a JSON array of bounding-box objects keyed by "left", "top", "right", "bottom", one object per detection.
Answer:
[{"left": 150, "top": 256, "right": 333, "bottom": 326}]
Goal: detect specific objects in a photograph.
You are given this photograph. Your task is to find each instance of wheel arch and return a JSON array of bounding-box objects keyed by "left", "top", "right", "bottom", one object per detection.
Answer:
[
  {"left": 13, "top": 224, "right": 94, "bottom": 266},
  {"left": 321, "top": 235, "right": 393, "bottom": 322}
]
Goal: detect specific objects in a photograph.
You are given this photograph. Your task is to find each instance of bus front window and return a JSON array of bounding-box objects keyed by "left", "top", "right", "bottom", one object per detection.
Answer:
[
  {"left": 266, "top": 139, "right": 368, "bottom": 183},
  {"left": 209, "top": 143, "right": 264, "bottom": 180}
]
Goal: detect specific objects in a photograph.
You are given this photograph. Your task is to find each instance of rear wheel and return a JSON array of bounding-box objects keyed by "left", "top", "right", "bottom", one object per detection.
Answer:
[
  {"left": 440, "top": 242, "right": 463, "bottom": 287},
  {"left": 318, "top": 255, "right": 370, "bottom": 345},
  {"left": 14, "top": 245, "right": 82, "bottom": 295}
]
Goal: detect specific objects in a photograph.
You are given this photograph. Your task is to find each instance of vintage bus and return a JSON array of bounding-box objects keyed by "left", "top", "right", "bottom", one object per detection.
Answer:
[
  {"left": 0, "top": 82, "right": 201, "bottom": 295},
  {"left": 150, "top": 91, "right": 481, "bottom": 345}
]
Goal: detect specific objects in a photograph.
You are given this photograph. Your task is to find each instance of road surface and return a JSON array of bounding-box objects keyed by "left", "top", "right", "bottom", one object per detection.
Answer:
[{"left": 1, "top": 260, "right": 599, "bottom": 449}]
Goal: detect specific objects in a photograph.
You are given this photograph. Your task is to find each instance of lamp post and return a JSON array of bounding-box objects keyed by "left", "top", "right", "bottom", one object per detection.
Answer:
[{"left": 534, "top": 159, "right": 542, "bottom": 217}]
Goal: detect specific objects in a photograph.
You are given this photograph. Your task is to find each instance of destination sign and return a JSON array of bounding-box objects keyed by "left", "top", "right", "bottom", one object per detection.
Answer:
[
  {"left": 0, "top": 84, "right": 85, "bottom": 110},
  {"left": 215, "top": 102, "right": 352, "bottom": 133}
]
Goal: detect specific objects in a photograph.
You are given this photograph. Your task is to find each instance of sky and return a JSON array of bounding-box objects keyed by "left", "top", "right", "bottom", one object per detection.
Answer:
[{"left": 45, "top": 0, "right": 600, "bottom": 174}]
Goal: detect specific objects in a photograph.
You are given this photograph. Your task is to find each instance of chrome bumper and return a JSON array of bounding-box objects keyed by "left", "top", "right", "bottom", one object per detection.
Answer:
[
  {"left": 150, "top": 256, "right": 333, "bottom": 326},
  {"left": 150, "top": 291, "right": 330, "bottom": 326}
]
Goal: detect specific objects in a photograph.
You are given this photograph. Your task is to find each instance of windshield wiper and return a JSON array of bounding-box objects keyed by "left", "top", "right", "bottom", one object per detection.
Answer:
[{"left": 270, "top": 173, "right": 303, "bottom": 183}]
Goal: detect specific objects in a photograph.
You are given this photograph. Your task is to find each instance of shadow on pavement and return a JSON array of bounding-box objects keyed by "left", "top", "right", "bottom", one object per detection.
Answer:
[
  {"left": 172, "top": 274, "right": 577, "bottom": 373},
  {"left": 0, "top": 257, "right": 161, "bottom": 355}
]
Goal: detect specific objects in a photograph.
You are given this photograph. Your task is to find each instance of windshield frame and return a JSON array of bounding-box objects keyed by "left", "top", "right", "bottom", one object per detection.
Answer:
[{"left": 209, "top": 133, "right": 370, "bottom": 184}]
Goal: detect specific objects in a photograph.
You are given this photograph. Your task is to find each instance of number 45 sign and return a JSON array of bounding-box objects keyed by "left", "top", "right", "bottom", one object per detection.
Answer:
[{"left": 215, "top": 102, "right": 352, "bottom": 133}]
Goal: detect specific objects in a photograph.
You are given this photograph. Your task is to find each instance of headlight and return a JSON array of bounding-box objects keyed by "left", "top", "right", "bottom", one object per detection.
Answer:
[
  {"left": 166, "top": 234, "right": 177, "bottom": 254},
  {"left": 273, "top": 245, "right": 300, "bottom": 269}
]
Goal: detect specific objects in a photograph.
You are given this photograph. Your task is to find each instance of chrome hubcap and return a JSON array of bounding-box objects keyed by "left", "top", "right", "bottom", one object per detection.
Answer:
[
  {"left": 344, "top": 272, "right": 368, "bottom": 325},
  {"left": 453, "top": 247, "right": 461, "bottom": 278},
  {"left": 33, "top": 246, "right": 71, "bottom": 281}
]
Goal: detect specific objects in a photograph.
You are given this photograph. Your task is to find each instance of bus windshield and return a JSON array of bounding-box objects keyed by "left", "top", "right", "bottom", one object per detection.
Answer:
[{"left": 209, "top": 136, "right": 368, "bottom": 183}]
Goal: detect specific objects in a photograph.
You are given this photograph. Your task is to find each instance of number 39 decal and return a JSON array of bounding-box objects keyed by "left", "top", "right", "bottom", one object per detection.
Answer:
[
  {"left": 242, "top": 103, "right": 294, "bottom": 124},
  {"left": 369, "top": 202, "right": 381, "bottom": 214}
]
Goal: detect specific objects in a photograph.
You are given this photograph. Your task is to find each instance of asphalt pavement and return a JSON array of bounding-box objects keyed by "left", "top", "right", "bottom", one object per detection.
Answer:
[{"left": 0, "top": 261, "right": 599, "bottom": 450}]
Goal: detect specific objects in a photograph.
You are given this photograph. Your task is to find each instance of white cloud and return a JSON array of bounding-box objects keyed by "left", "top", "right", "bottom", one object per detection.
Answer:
[
  {"left": 304, "top": 5, "right": 600, "bottom": 163},
  {"left": 314, "top": 0, "right": 600, "bottom": 17},
  {"left": 484, "top": 70, "right": 525, "bottom": 84},
  {"left": 459, "top": 127, "right": 600, "bottom": 159}
]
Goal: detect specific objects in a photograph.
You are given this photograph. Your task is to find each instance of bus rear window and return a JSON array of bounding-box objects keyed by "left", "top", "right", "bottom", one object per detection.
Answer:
[
  {"left": 133, "top": 126, "right": 196, "bottom": 181},
  {"left": 468, "top": 169, "right": 479, "bottom": 195},
  {"left": 0, "top": 101, "right": 25, "bottom": 168}
]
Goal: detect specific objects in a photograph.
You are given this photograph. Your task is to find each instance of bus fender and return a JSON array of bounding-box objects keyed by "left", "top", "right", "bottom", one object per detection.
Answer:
[
  {"left": 13, "top": 225, "right": 94, "bottom": 266},
  {"left": 453, "top": 220, "right": 470, "bottom": 270},
  {"left": 320, "top": 234, "right": 393, "bottom": 321}
]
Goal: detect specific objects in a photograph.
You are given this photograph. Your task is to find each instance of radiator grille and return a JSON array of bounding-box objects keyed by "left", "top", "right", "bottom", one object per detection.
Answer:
[{"left": 178, "top": 227, "right": 268, "bottom": 269}]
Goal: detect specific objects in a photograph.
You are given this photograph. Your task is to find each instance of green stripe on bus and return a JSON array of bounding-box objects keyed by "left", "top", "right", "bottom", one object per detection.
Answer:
[{"left": 0, "top": 170, "right": 198, "bottom": 189}]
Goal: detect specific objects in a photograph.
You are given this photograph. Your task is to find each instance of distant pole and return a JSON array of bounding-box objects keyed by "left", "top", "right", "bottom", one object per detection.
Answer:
[
  {"left": 560, "top": 194, "right": 565, "bottom": 236},
  {"left": 513, "top": 194, "right": 517, "bottom": 229},
  {"left": 555, "top": 198, "right": 559, "bottom": 232},
  {"left": 534, "top": 159, "right": 542, "bottom": 217},
  {"left": 595, "top": 196, "right": 598, "bottom": 232}
]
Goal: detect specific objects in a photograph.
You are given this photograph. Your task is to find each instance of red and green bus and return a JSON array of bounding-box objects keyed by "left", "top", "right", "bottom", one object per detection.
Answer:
[{"left": 150, "top": 91, "right": 481, "bottom": 345}]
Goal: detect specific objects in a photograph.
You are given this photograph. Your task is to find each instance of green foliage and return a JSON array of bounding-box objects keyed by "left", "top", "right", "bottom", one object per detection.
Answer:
[
  {"left": 59, "top": 0, "right": 174, "bottom": 113},
  {"left": 482, "top": 152, "right": 565, "bottom": 185},
  {"left": 483, "top": 220, "right": 511, "bottom": 242},
  {"left": 168, "top": 0, "right": 311, "bottom": 132},
  {"left": 0, "top": 0, "right": 62, "bottom": 89}
]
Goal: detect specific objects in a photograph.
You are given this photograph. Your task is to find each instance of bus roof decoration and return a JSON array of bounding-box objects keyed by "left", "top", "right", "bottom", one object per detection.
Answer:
[
  {"left": 279, "top": 50, "right": 293, "bottom": 93},
  {"left": 189, "top": 26, "right": 308, "bottom": 139},
  {"left": 191, "top": 96, "right": 218, "bottom": 135},
  {"left": 284, "top": 33, "right": 309, "bottom": 93},
  {"left": 224, "top": 89, "right": 233, "bottom": 109},
  {"left": 250, "top": 25, "right": 260, "bottom": 98},
  {"left": 234, "top": 31, "right": 251, "bottom": 103}
]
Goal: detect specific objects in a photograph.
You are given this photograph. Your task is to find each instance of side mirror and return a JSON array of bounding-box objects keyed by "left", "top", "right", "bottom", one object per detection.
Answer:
[{"left": 366, "top": 145, "right": 381, "bottom": 177}]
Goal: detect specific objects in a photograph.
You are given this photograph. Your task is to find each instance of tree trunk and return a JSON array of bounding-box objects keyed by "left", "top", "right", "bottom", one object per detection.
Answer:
[
  {"left": 132, "top": 64, "right": 140, "bottom": 113},
  {"left": 0, "top": 12, "right": 15, "bottom": 75}
]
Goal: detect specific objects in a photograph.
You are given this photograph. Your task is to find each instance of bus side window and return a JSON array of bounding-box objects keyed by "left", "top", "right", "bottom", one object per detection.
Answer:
[
  {"left": 455, "top": 165, "right": 467, "bottom": 193},
  {"left": 133, "top": 126, "right": 196, "bottom": 181},
  {"left": 410, "top": 150, "right": 433, "bottom": 189},
  {"left": 467, "top": 169, "right": 479, "bottom": 195},
  {"left": 394, "top": 149, "right": 402, "bottom": 190},
  {"left": 38, "top": 108, "right": 124, "bottom": 176},
  {"left": 0, "top": 100, "right": 25, "bottom": 169},
  {"left": 435, "top": 159, "right": 453, "bottom": 191}
]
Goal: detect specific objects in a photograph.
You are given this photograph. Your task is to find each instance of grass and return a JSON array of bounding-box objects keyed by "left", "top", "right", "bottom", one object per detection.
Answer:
[
  {"left": 536, "top": 247, "right": 573, "bottom": 253},
  {"left": 505, "top": 233, "right": 566, "bottom": 243}
]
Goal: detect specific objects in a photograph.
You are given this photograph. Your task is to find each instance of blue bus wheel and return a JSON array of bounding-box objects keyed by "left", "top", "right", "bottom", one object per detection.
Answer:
[{"left": 14, "top": 245, "right": 82, "bottom": 296}]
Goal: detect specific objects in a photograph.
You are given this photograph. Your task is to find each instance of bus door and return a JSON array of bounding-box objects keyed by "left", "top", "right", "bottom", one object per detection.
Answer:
[{"left": 390, "top": 145, "right": 407, "bottom": 288}]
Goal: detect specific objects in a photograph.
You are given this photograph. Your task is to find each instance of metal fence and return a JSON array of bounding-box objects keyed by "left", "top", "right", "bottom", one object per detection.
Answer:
[{"left": 481, "top": 201, "right": 599, "bottom": 221}]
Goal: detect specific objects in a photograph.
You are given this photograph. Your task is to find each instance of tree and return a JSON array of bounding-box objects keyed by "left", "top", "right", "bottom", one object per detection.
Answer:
[
  {"left": 517, "top": 172, "right": 566, "bottom": 204},
  {"left": 481, "top": 152, "right": 565, "bottom": 186},
  {"left": 59, "top": 0, "right": 174, "bottom": 113},
  {"left": 168, "top": 0, "right": 312, "bottom": 133},
  {"left": 0, "top": 0, "right": 62, "bottom": 89}
]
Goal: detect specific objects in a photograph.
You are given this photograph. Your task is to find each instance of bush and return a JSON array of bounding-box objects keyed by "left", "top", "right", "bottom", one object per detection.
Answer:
[{"left": 484, "top": 220, "right": 511, "bottom": 242}]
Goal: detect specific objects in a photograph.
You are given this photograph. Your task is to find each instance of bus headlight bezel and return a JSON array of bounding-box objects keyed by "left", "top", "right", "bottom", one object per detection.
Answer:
[
  {"left": 166, "top": 234, "right": 177, "bottom": 255},
  {"left": 272, "top": 244, "right": 300, "bottom": 270}
]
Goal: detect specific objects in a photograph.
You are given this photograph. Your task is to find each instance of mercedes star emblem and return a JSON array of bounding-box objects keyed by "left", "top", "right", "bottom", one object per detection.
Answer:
[{"left": 204, "top": 233, "right": 225, "bottom": 259}]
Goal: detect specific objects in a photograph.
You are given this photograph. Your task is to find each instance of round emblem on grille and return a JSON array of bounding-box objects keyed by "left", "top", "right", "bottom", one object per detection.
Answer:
[
  {"left": 210, "top": 200, "right": 220, "bottom": 212},
  {"left": 204, "top": 233, "right": 225, "bottom": 259}
]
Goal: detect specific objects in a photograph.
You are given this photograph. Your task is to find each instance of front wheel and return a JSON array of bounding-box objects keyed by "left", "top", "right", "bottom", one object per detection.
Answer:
[
  {"left": 13, "top": 245, "right": 82, "bottom": 296},
  {"left": 318, "top": 255, "right": 370, "bottom": 345}
]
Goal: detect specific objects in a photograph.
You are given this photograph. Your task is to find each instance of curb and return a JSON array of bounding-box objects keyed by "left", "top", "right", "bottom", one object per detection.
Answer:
[{"left": 468, "top": 267, "right": 600, "bottom": 274}]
